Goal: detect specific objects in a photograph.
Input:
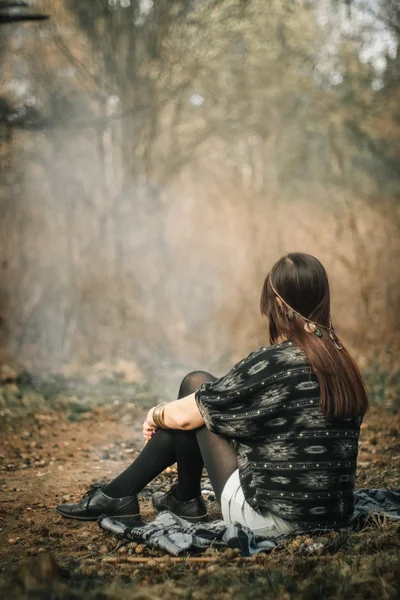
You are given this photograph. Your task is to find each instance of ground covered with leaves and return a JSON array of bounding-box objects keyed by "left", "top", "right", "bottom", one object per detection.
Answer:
[{"left": 0, "top": 375, "right": 399, "bottom": 600}]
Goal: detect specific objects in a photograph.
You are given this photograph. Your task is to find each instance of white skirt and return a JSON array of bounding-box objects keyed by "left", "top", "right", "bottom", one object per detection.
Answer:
[{"left": 220, "top": 469, "right": 298, "bottom": 538}]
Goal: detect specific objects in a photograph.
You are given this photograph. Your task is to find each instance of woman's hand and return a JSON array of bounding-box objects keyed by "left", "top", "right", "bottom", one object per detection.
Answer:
[
  {"left": 143, "top": 419, "right": 156, "bottom": 442},
  {"left": 146, "top": 407, "right": 156, "bottom": 428},
  {"left": 143, "top": 406, "right": 158, "bottom": 443}
]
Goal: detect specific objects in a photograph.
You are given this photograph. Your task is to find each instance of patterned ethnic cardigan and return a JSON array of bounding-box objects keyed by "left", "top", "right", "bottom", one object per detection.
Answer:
[{"left": 195, "top": 340, "right": 363, "bottom": 529}]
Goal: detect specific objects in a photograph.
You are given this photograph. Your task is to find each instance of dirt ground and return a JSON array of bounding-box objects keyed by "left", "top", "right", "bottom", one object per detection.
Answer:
[{"left": 0, "top": 396, "right": 399, "bottom": 599}]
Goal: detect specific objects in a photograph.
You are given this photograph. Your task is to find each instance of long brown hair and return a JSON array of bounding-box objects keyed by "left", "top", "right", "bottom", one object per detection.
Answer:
[{"left": 260, "top": 253, "right": 369, "bottom": 418}]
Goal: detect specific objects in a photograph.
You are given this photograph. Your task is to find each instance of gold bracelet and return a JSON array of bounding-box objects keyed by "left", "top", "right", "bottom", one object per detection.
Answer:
[
  {"left": 152, "top": 404, "right": 162, "bottom": 428},
  {"left": 158, "top": 405, "right": 168, "bottom": 429},
  {"left": 153, "top": 402, "right": 169, "bottom": 429},
  {"left": 152, "top": 403, "right": 169, "bottom": 429}
]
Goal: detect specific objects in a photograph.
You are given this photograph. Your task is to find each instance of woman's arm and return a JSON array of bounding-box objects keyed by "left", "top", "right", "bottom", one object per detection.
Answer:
[{"left": 147, "top": 392, "right": 204, "bottom": 431}]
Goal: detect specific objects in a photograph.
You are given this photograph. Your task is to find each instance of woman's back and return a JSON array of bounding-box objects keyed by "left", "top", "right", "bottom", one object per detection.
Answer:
[{"left": 196, "top": 340, "right": 362, "bottom": 529}]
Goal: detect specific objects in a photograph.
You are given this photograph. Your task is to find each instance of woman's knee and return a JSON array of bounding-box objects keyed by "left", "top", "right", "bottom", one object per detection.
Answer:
[{"left": 178, "top": 370, "right": 217, "bottom": 398}]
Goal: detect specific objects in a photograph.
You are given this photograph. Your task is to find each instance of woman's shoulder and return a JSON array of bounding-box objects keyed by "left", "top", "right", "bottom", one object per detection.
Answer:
[
  {"left": 197, "top": 341, "right": 310, "bottom": 400},
  {"left": 222, "top": 341, "right": 309, "bottom": 385},
  {"left": 241, "top": 341, "right": 308, "bottom": 368}
]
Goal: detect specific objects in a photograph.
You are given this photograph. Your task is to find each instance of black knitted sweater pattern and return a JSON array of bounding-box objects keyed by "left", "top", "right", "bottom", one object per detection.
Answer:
[{"left": 195, "top": 341, "right": 362, "bottom": 528}]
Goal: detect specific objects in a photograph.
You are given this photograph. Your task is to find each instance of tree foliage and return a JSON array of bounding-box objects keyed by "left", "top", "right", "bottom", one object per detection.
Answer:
[{"left": 0, "top": 0, "right": 399, "bottom": 371}]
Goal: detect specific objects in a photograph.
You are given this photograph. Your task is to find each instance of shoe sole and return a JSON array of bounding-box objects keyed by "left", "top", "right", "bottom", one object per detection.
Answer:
[
  {"left": 151, "top": 499, "right": 208, "bottom": 523},
  {"left": 55, "top": 508, "right": 141, "bottom": 522}
]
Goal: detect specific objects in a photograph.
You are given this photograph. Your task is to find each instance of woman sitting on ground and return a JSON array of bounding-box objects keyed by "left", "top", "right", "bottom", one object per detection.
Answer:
[{"left": 57, "top": 252, "right": 369, "bottom": 537}]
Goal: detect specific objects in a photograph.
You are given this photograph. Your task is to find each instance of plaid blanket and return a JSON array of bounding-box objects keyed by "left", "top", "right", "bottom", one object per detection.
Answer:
[{"left": 97, "top": 488, "right": 400, "bottom": 557}]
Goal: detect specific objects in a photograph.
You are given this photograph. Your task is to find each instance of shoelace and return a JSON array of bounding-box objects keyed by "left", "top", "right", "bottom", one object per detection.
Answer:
[{"left": 82, "top": 484, "right": 104, "bottom": 510}]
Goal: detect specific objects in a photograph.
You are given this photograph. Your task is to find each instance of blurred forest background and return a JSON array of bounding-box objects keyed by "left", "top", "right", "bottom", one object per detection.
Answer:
[
  {"left": 0, "top": 0, "right": 399, "bottom": 402},
  {"left": 1, "top": 6, "right": 400, "bottom": 597}
]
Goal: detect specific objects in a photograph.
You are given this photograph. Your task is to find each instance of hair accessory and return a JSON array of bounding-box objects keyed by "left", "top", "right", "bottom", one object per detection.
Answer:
[
  {"left": 270, "top": 277, "right": 342, "bottom": 350},
  {"left": 328, "top": 328, "right": 343, "bottom": 350}
]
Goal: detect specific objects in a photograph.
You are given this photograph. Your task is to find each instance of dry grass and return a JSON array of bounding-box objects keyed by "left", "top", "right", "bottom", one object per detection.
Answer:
[{"left": 0, "top": 385, "right": 399, "bottom": 600}]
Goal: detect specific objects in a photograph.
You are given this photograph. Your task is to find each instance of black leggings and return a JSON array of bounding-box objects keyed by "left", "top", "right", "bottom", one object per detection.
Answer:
[{"left": 104, "top": 371, "right": 238, "bottom": 504}]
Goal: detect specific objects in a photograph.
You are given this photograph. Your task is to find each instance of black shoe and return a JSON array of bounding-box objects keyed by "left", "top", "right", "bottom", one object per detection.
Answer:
[
  {"left": 56, "top": 485, "right": 141, "bottom": 522},
  {"left": 152, "top": 488, "right": 208, "bottom": 522}
]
